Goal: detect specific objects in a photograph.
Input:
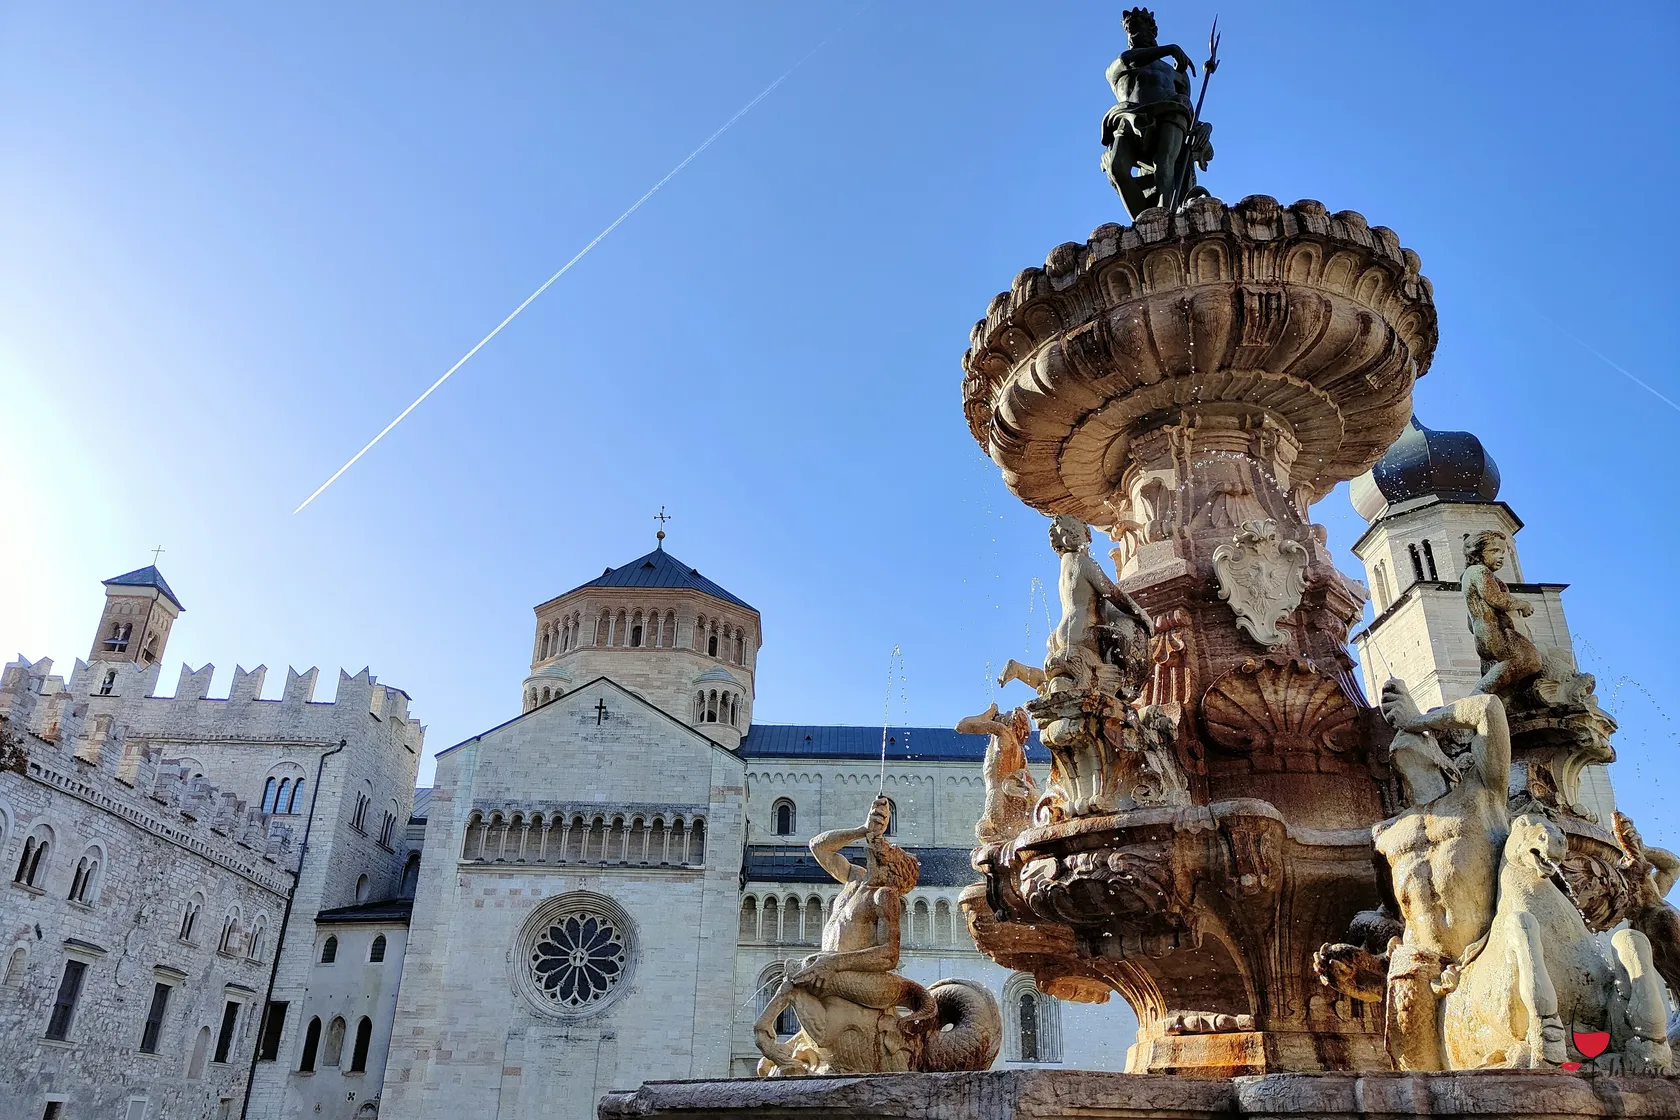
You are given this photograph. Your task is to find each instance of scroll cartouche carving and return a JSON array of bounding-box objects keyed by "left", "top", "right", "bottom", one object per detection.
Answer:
[
  {"left": 754, "top": 797, "right": 1001, "bottom": 1076},
  {"left": 1211, "top": 519, "right": 1307, "bottom": 648}
]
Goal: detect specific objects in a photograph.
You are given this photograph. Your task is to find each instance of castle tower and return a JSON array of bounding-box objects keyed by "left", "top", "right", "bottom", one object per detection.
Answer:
[
  {"left": 87, "top": 564, "right": 182, "bottom": 669},
  {"left": 522, "top": 533, "right": 761, "bottom": 748},
  {"left": 1348, "top": 416, "right": 1614, "bottom": 819}
]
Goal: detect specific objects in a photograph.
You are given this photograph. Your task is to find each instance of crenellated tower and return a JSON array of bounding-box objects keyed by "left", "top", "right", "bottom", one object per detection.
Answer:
[{"left": 522, "top": 533, "right": 761, "bottom": 749}]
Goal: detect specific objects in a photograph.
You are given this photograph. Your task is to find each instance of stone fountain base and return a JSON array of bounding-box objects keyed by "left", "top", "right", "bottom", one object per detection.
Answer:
[{"left": 597, "top": 1069, "right": 1680, "bottom": 1120}]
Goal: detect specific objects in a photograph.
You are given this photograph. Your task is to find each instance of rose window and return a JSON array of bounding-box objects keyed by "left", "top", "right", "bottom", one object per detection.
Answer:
[{"left": 530, "top": 911, "right": 627, "bottom": 1007}]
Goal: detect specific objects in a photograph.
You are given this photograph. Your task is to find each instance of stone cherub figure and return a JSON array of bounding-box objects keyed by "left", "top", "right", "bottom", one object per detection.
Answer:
[
  {"left": 1463, "top": 530, "right": 1542, "bottom": 698},
  {"left": 754, "top": 796, "right": 1000, "bottom": 1076},
  {"left": 1100, "top": 7, "right": 1214, "bottom": 219},
  {"left": 956, "top": 703, "right": 1037, "bottom": 844},
  {"left": 998, "top": 515, "right": 1158, "bottom": 816},
  {"left": 1615, "top": 811, "right": 1680, "bottom": 998}
]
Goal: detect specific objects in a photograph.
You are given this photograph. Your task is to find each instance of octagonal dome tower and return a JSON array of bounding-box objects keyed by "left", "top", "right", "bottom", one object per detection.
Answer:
[{"left": 522, "top": 535, "right": 761, "bottom": 749}]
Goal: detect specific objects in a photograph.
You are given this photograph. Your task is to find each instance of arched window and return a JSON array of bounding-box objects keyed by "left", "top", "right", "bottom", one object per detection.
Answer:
[
  {"left": 1407, "top": 542, "right": 1424, "bottom": 583},
  {"left": 275, "top": 778, "right": 291, "bottom": 814},
  {"left": 688, "top": 818, "right": 706, "bottom": 864},
  {"left": 708, "top": 633, "right": 718, "bottom": 657},
  {"left": 1420, "top": 539, "right": 1438, "bottom": 580},
  {"left": 695, "top": 692, "right": 705, "bottom": 722},
  {"left": 3, "top": 945, "right": 25, "bottom": 991},
  {"left": 731, "top": 696, "right": 739, "bottom": 727},
  {"left": 219, "top": 910, "right": 240, "bottom": 953},
  {"left": 400, "top": 852, "right": 421, "bottom": 898},
  {"left": 187, "top": 1025, "right": 211, "bottom": 1079},
  {"left": 262, "top": 777, "right": 278, "bottom": 813},
  {"left": 288, "top": 779, "right": 305, "bottom": 814},
  {"left": 883, "top": 799, "right": 898, "bottom": 837},
  {"left": 739, "top": 897, "right": 759, "bottom": 940},
  {"left": 762, "top": 897, "right": 780, "bottom": 943},
  {"left": 299, "top": 1016, "right": 322, "bottom": 1072},
  {"left": 355, "top": 874, "right": 370, "bottom": 903},
  {"left": 706, "top": 690, "right": 718, "bottom": 722},
  {"left": 663, "top": 611, "right": 676, "bottom": 647},
  {"left": 14, "top": 826, "right": 52, "bottom": 888},
  {"left": 934, "top": 899, "right": 954, "bottom": 945},
  {"left": 805, "top": 896, "right": 823, "bottom": 942},
  {"left": 912, "top": 899, "right": 931, "bottom": 945},
  {"left": 1004, "top": 974, "right": 1063, "bottom": 1062},
  {"left": 350, "top": 1016, "right": 373, "bottom": 1073},
  {"left": 180, "top": 894, "right": 203, "bottom": 942},
  {"left": 694, "top": 615, "right": 706, "bottom": 651},
  {"left": 595, "top": 611, "right": 610, "bottom": 646},
  {"left": 1019, "top": 990, "right": 1040, "bottom": 1061},
  {"left": 249, "top": 917, "right": 267, "bottom": 962},
  {"left": 323, "top": 1016, "right": 347, "bottom": 1066},
  {"left": 735, "top": 632, "right": 745, "bottom": 664},
  {"left": 321, "top": 935, "right": 338, "bottom": 964},
  {"left": 539, "top": 628, "right": 551, "bottom": 659},
  {"left": 630, "top": 611, "right": 644, "bottom": 648},
  {"left": 773, "top": 799, "right": 796, "bottom": 836},
  {"left": 370, "top": 934, "right": 387, "bottom": 963},
  {"left": 614, "top": 609, "right": 627, "bottom": 646},
  {"left": 540, "top": 687, "right": 550, "bottom": 703},
  {"left": 68, "top": 849, "right": 101, "bottom": 904}
]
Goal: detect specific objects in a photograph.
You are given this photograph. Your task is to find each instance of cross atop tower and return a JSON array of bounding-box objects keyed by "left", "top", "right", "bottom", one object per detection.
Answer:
[
  {"left": 151, "top": 545, "right": 166, "bottom": 566},
  {"left": 653, "top": 506, "right": 672, "bottom": 548}
]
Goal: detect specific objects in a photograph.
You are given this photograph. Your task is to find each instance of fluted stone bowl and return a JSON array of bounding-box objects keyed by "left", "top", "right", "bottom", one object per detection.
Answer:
[{"left": 961, "top": 195, "right": 1438, "bottom": 524}]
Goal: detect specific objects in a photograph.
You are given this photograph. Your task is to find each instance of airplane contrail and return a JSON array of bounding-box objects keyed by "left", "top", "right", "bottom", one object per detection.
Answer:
[
  {"left": 294, "top": 21, "right": 857, "bottom": 514},
  {"left": 1522, "top": 303, "right": 1680, "bottom": 415}
]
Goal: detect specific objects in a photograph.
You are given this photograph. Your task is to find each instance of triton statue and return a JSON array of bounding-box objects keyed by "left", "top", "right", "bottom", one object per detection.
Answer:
[{"left": 1101, "top": 8, "right": 1216, "bottom": 219}]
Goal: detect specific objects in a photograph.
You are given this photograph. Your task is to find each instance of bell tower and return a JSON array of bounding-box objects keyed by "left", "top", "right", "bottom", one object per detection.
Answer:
[{"left": 88, "top": 564, "right": 183, "bottom": 670}]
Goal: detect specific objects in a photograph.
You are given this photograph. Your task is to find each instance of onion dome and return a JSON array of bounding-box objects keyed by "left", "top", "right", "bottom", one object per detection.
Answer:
[{"left": 1350, "top": 417, "right": 1500, "bottom": 521}]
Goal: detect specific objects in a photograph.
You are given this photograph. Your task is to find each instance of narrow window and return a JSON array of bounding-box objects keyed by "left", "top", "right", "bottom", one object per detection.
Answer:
[
  {"left": 774, "top": 800, "right": 795, "bottom": 836},
  {"left": 288, "top": 779, "right": 305, "bottom": 814},
  {"left": 3, "top": 946, "right": 26, "bottom": 990},
  {"left": 735, "top": 634, "right": 744, "bottom": 663},
  {"left": 707, "top": 690, "right": 718, "bottom": 722},
  {"left": 630, "top": 624, "right": 643, "bottom": 648},
  {"left": 323, "top": 1016, "right": 346, "bottom": 1066},
  {"left": 68, "top": 858, "right": 88, "bottom": 902},
  {"left": 139, "top": 981, "right": 171, "bottom": 1054},
  {"left": 1019, "top": 992, "right": 1040, "bottom": 1061},
  {"left": 707, "top": 634, "right": 718, "bottom": 657},
  {"left": 77, "top": 856, "right": 100, "bottom": 902},
  {"left": 25, "top": 840, "right": 48, "bottom": 887},
  {"left": 1407, "top": 542, "right": 1424, "bottom": 582},
  {"left": 355, "top": 874, "right": 370, "bottom": 903},
  {"left": 13, "top": 837, "right": 37, "bottom": 884},
  {"left": 350, "top": 1016, "right": 373, "bottom": 1073},
  {"left": 884, "top": 799, "right": 898, "bottom": 836},
  {"left": 212, "top": 999, "right": 240, "bottom": 1063},
  {"left": 45, "top": 959, "right": 87, "bottom": 1040},
  {"left": 179, "top": 900, "right": 200, "bottom": 942},
  {"left": 695, "top": 692, "right": 705, "bottom": 722},
  {"left": 1421, "top": 539, "right": 1438, "bottom": 580},
  {"left": 370, "top": 934, "right": 387, "bottom": 963},
  {"left": 262, "top": 777, "right": 278, "bottom": 813},
  {"left": 775, "top": 1002, "right": 798, "bottom": 1036},
  {"left": 275, "top": 779, "right": 291, "bottom": 814},
  {"left": 124, "top": 1099, "right": 147, "bottom": 1120},
  {"left": 299, "top": 1016, "right": 321, "bottom": 1071},
  {"left": 100, "top": 669, "right": 117, "bottom": 695},
  {"left": 258, "top": 1000, "right": 287, "bottom": 1061},
  {"left": 539, "top": 629, "right": 550, "bottom": 658},
  {"left": 320, "top": 935, "right": 338, "bottom": 964}
]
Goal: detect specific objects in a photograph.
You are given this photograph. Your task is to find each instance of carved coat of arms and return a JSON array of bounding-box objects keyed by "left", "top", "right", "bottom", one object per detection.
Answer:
[{"left": 1211, "top": 519, "right": 1308, "bottom": 647}]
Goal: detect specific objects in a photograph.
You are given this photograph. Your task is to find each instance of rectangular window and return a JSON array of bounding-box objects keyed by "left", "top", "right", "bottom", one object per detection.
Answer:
[
  {"left": 139, "top": 981, "right": 171, "bottom": 1053},
  {"left": 258, "top": 1000, "right": 288, "bottom": 1061},
  {"left": 212, "top": 999, "right": 240, "bottom": 1064},
  {"left": 43, "top": 1103, "right": 63, "bottom": 1120},
  {"left": 45, "top": 960, "right": 86, "bottom": 1041},
  {"left": 125, "top": 1099, "right": 149, "bottom": 1120}
]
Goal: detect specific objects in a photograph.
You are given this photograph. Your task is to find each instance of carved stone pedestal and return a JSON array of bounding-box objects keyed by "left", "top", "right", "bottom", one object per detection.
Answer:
[{"left": 598, "top": 1069, "right": 1680, "bottom": 1120}]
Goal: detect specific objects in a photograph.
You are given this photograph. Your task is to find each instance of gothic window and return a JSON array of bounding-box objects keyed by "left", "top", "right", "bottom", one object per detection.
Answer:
[
  {"left": 323, "top": 1016, "right": 347, "bottom": 1066},
  {"left": 1420, "top": 539, "right": 1438, "bottom": 580},
  {"left": 352, "top": 786, "right": 371, "bottom": 832},
  {"left": 379, "top": 807, "right": 397, "bottom": 848},
  {"left": 45, "top": 958, "right": 87, "bottom": 1041},
  {"left": 180, "top": 894, "right": 203, "bottom": 942},
  {"left": 739, "top": 897, "right": 758, "bottom": 940},
  {"left": 773, "top": 799, "right": 796, "bottom": 836},
  {"left": 370, "top": 934, "right": 387, "bottom": 963},
  {"left": 350, "top": 1016, "right": 373, "bottom": 1072},
  {"left": 99, "top": 668, "right": 117, "bottom": 695},
  {"left": 1407, "top": 542, "right": 1425, "bottom": 583},
  {"left": 320, "top": 935, "right": 338, "bottom": 964},
  {"left": 299, "top": 1016, "right": 322, "bottom": 1071}
]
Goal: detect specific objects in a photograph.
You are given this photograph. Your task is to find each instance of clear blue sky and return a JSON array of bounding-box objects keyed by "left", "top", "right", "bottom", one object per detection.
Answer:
[{"left": 3, "top": 3, "right": 1677, "bottom": 844}]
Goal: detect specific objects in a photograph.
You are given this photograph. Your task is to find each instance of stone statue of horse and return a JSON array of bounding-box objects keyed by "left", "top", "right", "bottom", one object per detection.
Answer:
[{"left": 1440, "top": 812, "right": 1672, "bottom": 1072}]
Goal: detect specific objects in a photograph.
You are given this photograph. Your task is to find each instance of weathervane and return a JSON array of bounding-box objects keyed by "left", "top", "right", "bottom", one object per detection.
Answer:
[{"left": 654, "top": 506, "right": 672, "bottom": 548}]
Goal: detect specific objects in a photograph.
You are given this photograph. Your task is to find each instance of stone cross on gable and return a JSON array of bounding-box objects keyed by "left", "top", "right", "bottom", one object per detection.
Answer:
[
  {"left": 595, "top": 698, "right": 610, "bottom": 725},
  {"left": 151, "top": 545, "right": 166, "bottom": 565}
]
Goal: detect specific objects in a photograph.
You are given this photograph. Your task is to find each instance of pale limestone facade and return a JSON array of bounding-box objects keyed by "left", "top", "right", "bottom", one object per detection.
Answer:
[
  {"left": 1350, "top": 491, "right": 1616, "bottom": 821},
  {"left": 0, "top": 567, "right": 422, "bottom": 1120}
]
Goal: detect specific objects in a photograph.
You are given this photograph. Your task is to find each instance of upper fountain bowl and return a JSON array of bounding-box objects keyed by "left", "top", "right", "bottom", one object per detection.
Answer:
[{"left": 961, "top": 196, "right": 1438, "bottom": 525}]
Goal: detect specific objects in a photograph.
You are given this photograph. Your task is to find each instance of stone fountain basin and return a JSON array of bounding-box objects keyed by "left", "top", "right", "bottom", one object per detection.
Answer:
[{"left": 960, "top": 196, "right": 1438, "bottom": 523}]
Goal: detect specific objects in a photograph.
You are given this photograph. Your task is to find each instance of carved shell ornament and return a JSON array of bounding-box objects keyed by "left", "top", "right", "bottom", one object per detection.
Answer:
[
  {"left": 1201, "top": 657, "right": 1359, "bottom": 755},
  {"left": 1211, "top": 519, "right": 1308, "bottom": 648}
]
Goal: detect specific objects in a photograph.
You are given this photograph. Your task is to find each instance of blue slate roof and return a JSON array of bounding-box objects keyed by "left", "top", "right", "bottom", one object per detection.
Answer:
[
  {"left": 102, "top": 565, "right": 183, "bottom": 610},
  {"left": 411, "top": 788, "right": 432, "bottom": 822},
  {"left": 565, "top": 546, "right": 754, "bottom": 612},
  {"left": 740, "top": 724, "right": 1049, "bottom": 764},
  {"left": 745, "top": 845, "right": 978, "bottom": 888}
]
